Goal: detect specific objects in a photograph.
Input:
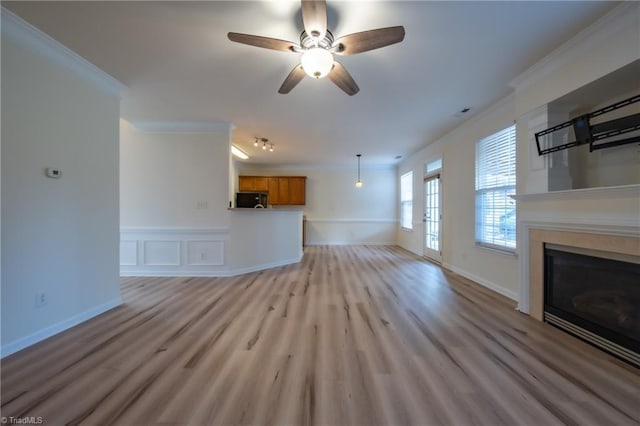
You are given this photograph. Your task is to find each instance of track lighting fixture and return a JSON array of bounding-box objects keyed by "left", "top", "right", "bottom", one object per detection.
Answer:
[{"left": 252, "top": 137, "right": 275, "bottom": 153}]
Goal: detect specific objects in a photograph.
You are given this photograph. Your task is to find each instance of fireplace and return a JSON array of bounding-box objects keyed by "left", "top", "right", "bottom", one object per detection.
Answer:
[
  {"left": 514, "top": 185, "right": 640, "bottom": 366},
  {"left": 543, "top": 245, "right": 640, "bottom": 366}
]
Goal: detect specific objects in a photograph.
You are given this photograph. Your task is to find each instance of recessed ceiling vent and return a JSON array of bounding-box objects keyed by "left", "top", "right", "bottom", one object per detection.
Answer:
[{"left": 455, "top": 107, "right": 471, "bottom": 117}]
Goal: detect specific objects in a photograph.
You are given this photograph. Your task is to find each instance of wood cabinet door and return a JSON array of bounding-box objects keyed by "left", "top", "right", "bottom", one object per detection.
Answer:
[
  {"left": 268, "top": 177, "right": 281, "bottom": 204},
  {"left": 239, "top": 176, "right": 269, "bottom": 192},
  {"left": 277, "top": 178, "right": 290, "bottom": 204},
  {"left": 238, "top": 176, "right": 254, "bottom": 191},
  {"left": 253, "top": 177, "right": 269, "bottom": 191},
  {"left": 288, "top": 177, "right": 306, "bottom": 205}
]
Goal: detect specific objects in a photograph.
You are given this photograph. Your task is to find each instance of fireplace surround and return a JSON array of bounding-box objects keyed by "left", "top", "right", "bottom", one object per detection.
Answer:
[{"left": 520, "top": 224, "right": 640, "bottom": 365}]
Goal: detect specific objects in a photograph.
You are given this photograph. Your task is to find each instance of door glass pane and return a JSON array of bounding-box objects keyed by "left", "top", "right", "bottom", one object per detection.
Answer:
[{"left": 424, "top": 175, "right": 440, "bottom": 252}]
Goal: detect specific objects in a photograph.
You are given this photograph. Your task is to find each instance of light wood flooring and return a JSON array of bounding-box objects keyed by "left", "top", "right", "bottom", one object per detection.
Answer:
[{"left": 2, "top": 245, "right": 639, "bottom": 425}]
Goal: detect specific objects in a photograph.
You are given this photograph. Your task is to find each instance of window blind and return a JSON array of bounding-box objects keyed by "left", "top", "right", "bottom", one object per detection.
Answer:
[
  {"left": 475, "top": 125, "right": 517, "bottom": 250},
  {"left": 400, "top": 171, "right": 413, "bottom": 229}
]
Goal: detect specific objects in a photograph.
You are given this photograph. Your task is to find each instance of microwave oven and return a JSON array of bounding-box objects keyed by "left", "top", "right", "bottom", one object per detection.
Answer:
[{"left": 236, "top": 192, "right": 268, "bottom": 208}]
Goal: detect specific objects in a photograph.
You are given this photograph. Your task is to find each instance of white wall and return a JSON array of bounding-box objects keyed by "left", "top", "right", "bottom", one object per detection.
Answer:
[
  {"left": 398, "top": 96, "right": 519, "bottom": 300},
  {"left": 120, "top": 124, "right": 303, "bottom": 276},
  {"left": 1, "top": 12, "right": 123, "bottom": 356},
  {"left": 397, "top": 2, "right": 640, "bottom": 303},
  {"left": 227, "top": 209, "right": 303, "bottom": 273},
  {"left": 568, "top": 91, "right": 640, "bottom": 189},
  {"left": 120, "top": 120, "right": 232, "bottom": 228},
  {"left": 516, "top": 3, "right": 640, "bottom": 196},
  {"left": 239, "top": 166, "right": 398, "bottom": 245},
  {"left": 510, "top": 3, "right": 640, "bottom": 119},
  {"left": 119, "top": 121, "right": 235, "bottom": 276}
]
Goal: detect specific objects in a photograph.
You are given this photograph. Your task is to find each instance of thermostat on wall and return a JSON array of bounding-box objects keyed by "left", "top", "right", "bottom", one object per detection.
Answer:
[{"left": 46, "top": 168, "right": 62, "bottom": 178}]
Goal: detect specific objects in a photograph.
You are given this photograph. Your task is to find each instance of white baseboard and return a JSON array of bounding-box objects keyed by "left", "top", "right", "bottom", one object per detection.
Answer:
[
  {"left": 121, "top": 254, "right": 304, "bottom": 278},
  {"left": 228, "top": 255, "right": 304, "bottom": 276},
  {"left": 1, "top": 297, "right": 123, "bottom": 358},
  {"left": 442, "top": 263, "right": 518, "bottom": 301}
]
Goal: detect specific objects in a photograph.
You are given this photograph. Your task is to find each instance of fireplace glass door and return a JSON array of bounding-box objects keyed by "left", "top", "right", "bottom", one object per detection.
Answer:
[{"left": 544, "top": 247, "right": 640, "bottom": 364}]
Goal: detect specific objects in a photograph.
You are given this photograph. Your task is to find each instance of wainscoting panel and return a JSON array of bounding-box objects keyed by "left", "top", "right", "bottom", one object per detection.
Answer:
[
  {"left": 304, "top": 218, "right": 397, "bottom": 245},
  {"left": 120, "top": 228, "right": 230, "bottom": 276},
  {"left": 119, "top": 240, "right": 138, "bottom": 266},
  {"left": 186, "top": 240, "right": 224, "bottom": 266},
  {"left": 143, "top": 240, "right": 181, "bottom": 266}
]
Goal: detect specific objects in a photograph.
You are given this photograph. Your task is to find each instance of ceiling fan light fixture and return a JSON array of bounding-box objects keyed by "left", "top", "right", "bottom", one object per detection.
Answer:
[{"left": 301, "top": 47, "right": 333, "bottom": 79}]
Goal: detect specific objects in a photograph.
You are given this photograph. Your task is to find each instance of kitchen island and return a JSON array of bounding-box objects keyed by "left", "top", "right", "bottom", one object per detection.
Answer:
[{"left": 226, "top": 208, "right": 304, "bottom": 274}]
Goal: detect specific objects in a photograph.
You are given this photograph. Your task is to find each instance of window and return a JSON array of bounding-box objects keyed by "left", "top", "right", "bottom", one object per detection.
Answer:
[
  {"left": 400, "top": 171, "right": 413, "bottom": 229},
  {"left": 475, "top": 125, "right": 517, "bottom": 251},
  {"left": 424, "top": 158, "right": 442, "bottom": 175}
]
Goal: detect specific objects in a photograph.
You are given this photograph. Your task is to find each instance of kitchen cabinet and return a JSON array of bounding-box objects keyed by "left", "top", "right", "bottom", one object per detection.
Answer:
[
  {"left": 239, "top": 176, "right": 306, "bottom": 205},
  {"left": 287, "top": 177, "right": 306, "bottom": 205},
  {"left": 268, "top": 177, "right": 281, "bottom": 204},
  {"left": 238, "top": 176, "right": 269, "bottom": 192},
  {"left": 268, "top": 176, "right": 306, "bottom": 205}
]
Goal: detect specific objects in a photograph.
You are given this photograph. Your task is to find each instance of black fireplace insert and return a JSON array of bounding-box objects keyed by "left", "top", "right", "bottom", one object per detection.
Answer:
[{"left": 544, "top": 246, "right": 640, "bottom": 366}]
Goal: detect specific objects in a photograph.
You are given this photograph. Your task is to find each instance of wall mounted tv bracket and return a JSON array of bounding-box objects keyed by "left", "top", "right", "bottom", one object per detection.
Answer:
[{"left": 535, "top": 94, "right": 640, "bottom": 155}]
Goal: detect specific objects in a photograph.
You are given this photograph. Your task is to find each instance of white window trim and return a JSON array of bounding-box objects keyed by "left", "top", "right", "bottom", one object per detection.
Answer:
[
  {"left": 400, "top": 171, "right": 413, "bottom": 230},
  {"left": 475, "top": 124, "right": 517, "bottom": 252}
]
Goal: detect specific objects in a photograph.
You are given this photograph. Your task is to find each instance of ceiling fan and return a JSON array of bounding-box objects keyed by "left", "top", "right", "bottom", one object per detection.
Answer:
[{"left": 227, "top": 0, "right": 405, "bottom": 96}]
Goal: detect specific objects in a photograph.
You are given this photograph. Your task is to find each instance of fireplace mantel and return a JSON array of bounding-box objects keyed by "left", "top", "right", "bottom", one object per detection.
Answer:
[{"left": 512, "top": 184, "right": 640, "bottom": 202}]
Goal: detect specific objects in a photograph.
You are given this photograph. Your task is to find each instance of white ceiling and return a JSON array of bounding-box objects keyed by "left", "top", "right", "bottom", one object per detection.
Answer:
[{"left": 4, "top": 1, "right": 618, "bottom": 167}]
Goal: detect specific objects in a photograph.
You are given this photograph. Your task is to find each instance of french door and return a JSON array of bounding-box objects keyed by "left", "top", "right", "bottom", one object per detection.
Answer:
[{"left": 423, "top": 174, "right": 441, "bottom": 263}]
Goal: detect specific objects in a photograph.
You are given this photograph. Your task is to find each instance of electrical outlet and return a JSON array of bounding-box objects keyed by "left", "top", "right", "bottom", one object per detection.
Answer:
[
  {"left": 35, "top": 292, "right": 47, "bottom": 308},
  {"left": 196, "top": 201, "right": 208, "bottom": 210}
]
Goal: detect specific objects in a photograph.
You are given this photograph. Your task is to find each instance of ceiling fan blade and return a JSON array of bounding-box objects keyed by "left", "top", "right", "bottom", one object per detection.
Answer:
[
  {"left": 328, "top": 61, "right": 359, "bottom": 96},
  {"left": 301, "top": 0, "right": 327, "bottom": 40},
  {"left": 278, "top": 65, "right": 306, "bottom": 94},
  {"left": 333, "top": 26, "right": 405, "bottom": 55},
  {"left": 228, "top": 32, "right": 298, "bottom": 52}
]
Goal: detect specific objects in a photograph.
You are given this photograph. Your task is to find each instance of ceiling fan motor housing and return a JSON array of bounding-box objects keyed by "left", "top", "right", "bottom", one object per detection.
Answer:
[{"left": 300, "top": 30, "right": 334, "bottom": 50}]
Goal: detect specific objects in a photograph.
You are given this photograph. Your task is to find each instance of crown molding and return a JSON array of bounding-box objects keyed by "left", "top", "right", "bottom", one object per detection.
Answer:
[
  {"left": 131, "top": 121, "right": 234, "bottom": 134},
  {"left": 509, "top": 2, "right": 639, "bottom": 93},
  {"left": 240, "top": 163, "right": 397, "bottom": 172},
  {"left": 1, "top": 7, "right": 126, "bottom": 97}
]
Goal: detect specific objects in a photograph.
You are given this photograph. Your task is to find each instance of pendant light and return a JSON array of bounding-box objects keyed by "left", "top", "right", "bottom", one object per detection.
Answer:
[{"left": 355, "top": 154, "right": 363, "bottom": 188}]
